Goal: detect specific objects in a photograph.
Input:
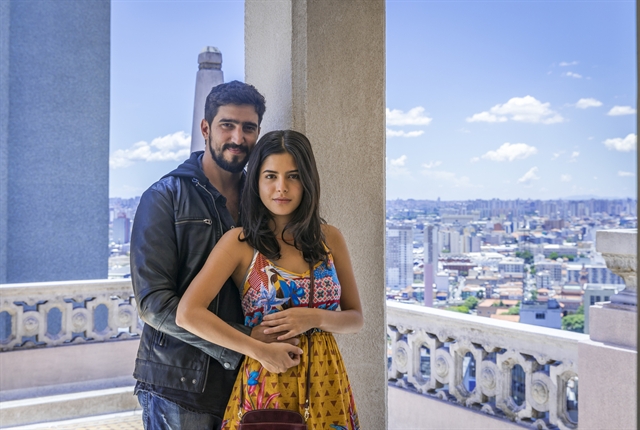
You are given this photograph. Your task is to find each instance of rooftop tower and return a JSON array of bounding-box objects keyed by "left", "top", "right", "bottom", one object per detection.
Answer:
[{"left": 190, "top": 46, "right": 224, "bottom": 153}]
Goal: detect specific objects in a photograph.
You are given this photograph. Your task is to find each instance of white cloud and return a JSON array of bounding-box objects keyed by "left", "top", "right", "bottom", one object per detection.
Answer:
[
  {"left": 569, "top": 151, "right": 579, "bottom": 163},
  {"left": 422, "top": 160, "right": 442, "bottom": 169},
  {"left": 559, "top": 61, "right": 578, "bottom": 67},
  {"left": 390, "top": 155, "right": 407, "bottom": 166},
  {"left": 422, "top": 169, "right": 481, "bottom": 188},
  {"left": 470, "top": 157, "right": 480, "bottom": 163},
  {"left": 478, "top": 142, "right": 537, "bottom": 162},
  {"left": 575, "top": 98, "right": 602, "bottom": 109},
  {"left": 466, "top": 96, "right": 564, "bottom": 124},
  {"left": 387, "top": 155, "right": 410, "bottom": 177},
  {"left": 551, "top": 151, "right": 564, "bottom": 161},
  {"left": 517, "top": 167, "right": 540, "bottom": 184},
  {"left": 386, "top": 129, "right": 425, "bottom": 138},
  {"left": 466, "top": 111, "right": 508, "bottom": 123},
  {"left": 607, "top": 106, "right": 637, "bottom": 116},
  {"left": 618, "top": 171, "right": 635, "bottom": 177},
  {"left": 560, "top": 174, "right": 572, "bottom": 182},
  {"left": 564, "top": 72, "right": 582, "bottom": 79},
  {"left": 603, "top": 134, "right": 637, "bottom": 152},
  {"left": 110, "top": 131, "right": 191, "bottom": 169},
  {"left": 386, "top": 107, "right": 433, "bottom": 126}
]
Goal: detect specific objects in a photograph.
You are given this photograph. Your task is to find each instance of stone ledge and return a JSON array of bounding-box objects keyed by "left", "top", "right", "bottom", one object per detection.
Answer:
[
  {"left": 589, "top": 303, "right": 638, "bottom": 349},
  {"left": 0, "top": 386, "right": 140, "bottom": 428},
  {"left": 595, "top": 229, "right": 637, "bottom": 256}
]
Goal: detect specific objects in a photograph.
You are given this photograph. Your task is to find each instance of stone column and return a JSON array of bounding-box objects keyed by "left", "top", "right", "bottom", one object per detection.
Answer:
[
  {"left": 190, "top": 46, "right": 224, "bottom": 153},
  {"left": 578, "top": 229, "right": 637, "bottom": 429},
  {"left": 245, "top": 1, "right": 386, "bottom": 427},
  {"left": 1, "top": 0, "right": 110, "bottom": 283}
]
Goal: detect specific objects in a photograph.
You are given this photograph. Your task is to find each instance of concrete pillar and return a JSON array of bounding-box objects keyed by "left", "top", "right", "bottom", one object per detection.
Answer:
[
  {"left": 0, "top": 0, "right": 10, "bottom": 283},
  {"left": 0, "top": 0, "right": 110, "bottom": 283},
  {"left": 578, "top": 229, "right": 637, "bottom": 429},
  {"left": 190, "top": 46, "right": 224, "bottom": 153},
  {"left": 246, "top": 1, "right": 386, "bottom": 427}
]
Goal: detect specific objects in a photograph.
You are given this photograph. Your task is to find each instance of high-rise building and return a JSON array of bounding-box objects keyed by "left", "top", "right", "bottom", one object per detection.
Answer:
[
  {"left": 113, "top": 216, "right": 131, "bottom": 245},
  {"left": 386, "top": 225, "right": 413, "bottom": 290},
  {"left": 423, "top": 224, "right": 438, "bottom": 307}
]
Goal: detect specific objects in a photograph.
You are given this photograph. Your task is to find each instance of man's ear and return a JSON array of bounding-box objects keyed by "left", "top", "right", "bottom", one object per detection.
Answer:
[{"left": 201, "top": 119, "right": 210, "bottom": 139}]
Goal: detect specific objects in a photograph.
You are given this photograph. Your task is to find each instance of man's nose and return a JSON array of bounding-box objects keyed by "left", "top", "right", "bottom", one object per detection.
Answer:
[{"left": 232, "top": 127, "right": 244, "bottom": 144}]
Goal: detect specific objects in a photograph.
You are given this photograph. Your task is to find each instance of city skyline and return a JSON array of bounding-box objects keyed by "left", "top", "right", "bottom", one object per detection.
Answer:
[{"left": 109, "top": 1, "right": 637, "bottom": 200}]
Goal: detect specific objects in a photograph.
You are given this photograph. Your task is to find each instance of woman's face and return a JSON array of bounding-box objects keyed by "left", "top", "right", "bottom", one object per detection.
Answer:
[{"left": 258, "top": 152, "right": 303, "bottom": 222}]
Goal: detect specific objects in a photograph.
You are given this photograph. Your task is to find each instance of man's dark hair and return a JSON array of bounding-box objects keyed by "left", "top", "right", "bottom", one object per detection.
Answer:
[
  {"left": 240, "top": 130, "right": 328, "bottom": 264},
  {"left": 204, "top": 80, "right": 266, "bottom": 125}
]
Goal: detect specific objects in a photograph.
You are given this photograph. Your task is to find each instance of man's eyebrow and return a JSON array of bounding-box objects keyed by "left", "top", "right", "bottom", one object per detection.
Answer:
[{"left": 217, "top": 118, "right": 258, "bottom": 128}]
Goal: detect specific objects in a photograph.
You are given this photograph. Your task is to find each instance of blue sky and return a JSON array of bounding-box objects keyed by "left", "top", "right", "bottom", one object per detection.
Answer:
[{"left": 110, "top": 0, "right": 637, "bottom": 201}]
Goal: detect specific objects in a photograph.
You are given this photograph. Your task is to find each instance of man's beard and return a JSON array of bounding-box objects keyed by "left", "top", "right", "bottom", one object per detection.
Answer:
[{"left": 208, "top": 138, "right": 249, "bottom": 173}]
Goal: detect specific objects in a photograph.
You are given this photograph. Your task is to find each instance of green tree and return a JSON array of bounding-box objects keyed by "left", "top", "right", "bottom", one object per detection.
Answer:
[
  {"left": 531, "top": 290, "right": 538, "bottom": 301},
  {"left": 529, "top": 266, "right": 537, "bottom": 276},
  {"left": 464, "top": 296, "right": 479, "bottom": 310},
  {"left": 576, "top": 304, "right": 584, "bottom": 315},
  {"left": 507, "top": 303, "right": 520, "bottom": 315},
  {"left": 515, "top": 250, "right": 533, "bottom": 264},
  {"left": 446, "top": 305, "right": 469, "bottom": 314},
  {"left": 562, "top": 314, "right": 585, "bottom": 333},
  {"left": 548, "top": 252, "right": 559, "bottom": 260}
]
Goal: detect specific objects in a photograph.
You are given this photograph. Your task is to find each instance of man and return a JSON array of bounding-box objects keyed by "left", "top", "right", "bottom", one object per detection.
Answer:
[{"left": 131, "top": 81, "right": 301, "bottom": 429}]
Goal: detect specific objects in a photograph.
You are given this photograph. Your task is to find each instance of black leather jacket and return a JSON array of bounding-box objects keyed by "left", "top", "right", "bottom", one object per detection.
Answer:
[{"left": 131, "top": 151, "right": 249, "bottom": 413}]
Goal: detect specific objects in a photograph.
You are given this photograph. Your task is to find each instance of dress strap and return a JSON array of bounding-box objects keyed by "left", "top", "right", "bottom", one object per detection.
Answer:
[{"left": 239, "top": 248, "right": 260, "bottom": 294}]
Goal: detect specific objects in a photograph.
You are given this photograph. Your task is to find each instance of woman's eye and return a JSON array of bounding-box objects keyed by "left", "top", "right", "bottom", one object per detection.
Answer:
[{"left": 289, "top": 174, "right": 300, "bottom": 179}]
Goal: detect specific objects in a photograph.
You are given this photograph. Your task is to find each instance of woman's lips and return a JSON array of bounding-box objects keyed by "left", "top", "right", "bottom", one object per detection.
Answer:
[{"left": 273, "top": 198, "right": 291, "bottom": 204}]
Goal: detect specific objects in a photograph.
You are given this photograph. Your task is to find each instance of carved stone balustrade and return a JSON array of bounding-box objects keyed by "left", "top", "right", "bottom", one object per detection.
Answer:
[
  {"left": 0, "top": 279, "right": 141, "bottom": 351},
  {"left": 387, "top": 301, "right": 588, "bottom": 430},
  {"left": 596, "top": 228, "right": 637, "bottom": 308}
]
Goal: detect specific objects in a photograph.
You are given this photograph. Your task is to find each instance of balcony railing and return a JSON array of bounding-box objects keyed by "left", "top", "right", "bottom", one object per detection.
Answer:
[
  {"left": 387, "top": 301, "right": 586, "bottom": 430},
  {"left": 0, "top": 279, "right": 140, "bottom": 351}
]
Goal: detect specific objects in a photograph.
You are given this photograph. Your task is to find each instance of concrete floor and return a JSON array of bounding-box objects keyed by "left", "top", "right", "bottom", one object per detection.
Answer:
[{"left": 3, "top": 412, "right": 143, "bottom": 430}]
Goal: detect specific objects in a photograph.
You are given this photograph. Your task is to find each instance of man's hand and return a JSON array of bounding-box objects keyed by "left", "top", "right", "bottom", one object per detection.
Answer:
[{"left": 250, "top": 325, "right": 300, "bottom": 346}]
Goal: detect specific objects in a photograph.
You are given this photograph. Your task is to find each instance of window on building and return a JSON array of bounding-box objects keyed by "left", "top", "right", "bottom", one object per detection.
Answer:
[{"left": 535, "top": 312, "right": 546, "bottom": 320}]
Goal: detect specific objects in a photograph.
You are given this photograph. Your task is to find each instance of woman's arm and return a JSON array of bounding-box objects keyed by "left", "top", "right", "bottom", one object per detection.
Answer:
[
  {"left": 176, "top": 228, "right": 303, "bottom": 373},
  {"left": 261, "top": 225, "right": 364, "bottom": 339}
]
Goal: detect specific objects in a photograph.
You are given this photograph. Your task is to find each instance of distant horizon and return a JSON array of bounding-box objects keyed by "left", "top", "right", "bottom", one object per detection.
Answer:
[
  {"left": 109, "top": 194, "right": 637, "bottom": 203},
  {"left": 109, "top": 2, "right": 636, "bottom": 201}
]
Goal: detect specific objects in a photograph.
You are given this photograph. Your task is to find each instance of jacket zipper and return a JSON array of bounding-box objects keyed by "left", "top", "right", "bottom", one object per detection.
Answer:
[
  {"left": 192, "top": 178, "right": 222, "bottom": 394},
  {"left": 192, "top": 178, "right": 224, "bottom": 238},
  {"left": 158, "top": 331, "right": 165, "bottom": 346},
  {"left": 175, "top": 219, "right": 213, "bottom": 226}
]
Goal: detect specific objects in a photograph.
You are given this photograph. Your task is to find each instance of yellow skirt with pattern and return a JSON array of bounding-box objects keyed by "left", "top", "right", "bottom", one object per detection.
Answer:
[{"left": 222, "top": 331, "right": 360, "bottom": 430}]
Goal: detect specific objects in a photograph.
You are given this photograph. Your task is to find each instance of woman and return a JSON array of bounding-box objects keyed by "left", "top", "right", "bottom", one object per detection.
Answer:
[{"left": 176, "top": 130, "right": 362, "bottom": 430}]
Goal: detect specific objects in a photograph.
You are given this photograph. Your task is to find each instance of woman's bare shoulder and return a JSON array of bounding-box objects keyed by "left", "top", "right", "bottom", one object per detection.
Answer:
[
  {"left": 321, "top": 224, "right": 345, "bottom": 249},
  {"left": 218, "top": 227, "right": 253, "bottom": 254}
]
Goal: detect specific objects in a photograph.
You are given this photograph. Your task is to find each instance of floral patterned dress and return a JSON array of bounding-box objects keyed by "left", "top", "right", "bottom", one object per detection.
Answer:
[{"left": 222, "top": 251, "right": 360, "bottom": 430}]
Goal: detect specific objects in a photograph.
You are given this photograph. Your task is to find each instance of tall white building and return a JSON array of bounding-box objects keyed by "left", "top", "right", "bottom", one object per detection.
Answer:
[
  {"left": 386, "top": 225, "right": 413, "bottom": 290},
  {"left": 450, "top": 230, "right": 462, "bottom": 254},
  {"left": 423, "top": 224, "right": 438, "bottom": 307}
]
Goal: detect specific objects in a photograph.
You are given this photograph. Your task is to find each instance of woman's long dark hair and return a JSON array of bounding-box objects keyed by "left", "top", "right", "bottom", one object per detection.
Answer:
[{"left": 240, "top": 130, "right": 328, "bottom": 264}]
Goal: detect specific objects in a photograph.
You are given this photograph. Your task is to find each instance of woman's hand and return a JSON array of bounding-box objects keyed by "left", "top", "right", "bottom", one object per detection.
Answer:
[
  {"left": 261, "top": 308, "right": 319, "bottom": 340},
  {"left": 255, "top": 342, "right": 304, "bottom": 374}
]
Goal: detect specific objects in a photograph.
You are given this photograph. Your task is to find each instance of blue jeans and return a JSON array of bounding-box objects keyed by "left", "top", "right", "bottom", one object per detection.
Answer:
[{"left": 137, "top": 390, "right": 222, "bottom": 430}]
